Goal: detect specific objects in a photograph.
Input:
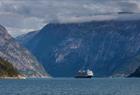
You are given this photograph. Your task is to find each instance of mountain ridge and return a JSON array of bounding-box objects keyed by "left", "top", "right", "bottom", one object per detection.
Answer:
[{"left": 17, "top": 20, "right": 140, "bottom": 77}]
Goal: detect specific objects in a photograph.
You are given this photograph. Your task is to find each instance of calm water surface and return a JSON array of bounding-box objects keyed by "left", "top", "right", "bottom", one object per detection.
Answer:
[{"left": 0, "top": 78, "right": 140, "bottom": 95}]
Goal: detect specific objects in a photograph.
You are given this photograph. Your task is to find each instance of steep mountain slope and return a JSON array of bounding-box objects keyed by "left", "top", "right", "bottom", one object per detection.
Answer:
[
  {"left": 128, "top": 66, "right": 140, "bottom": 77},
  {"left": 128, "top": 55, "right": 140, "bottom": 77},
  {"left": 17, "top": 20, "right": 140, "bottom": 77},
  {"left": 0, "top": 25, "right": 48, "bottom": 77},
  {"left": 0, "top": 57, "right": 18, "bottom": 77}
]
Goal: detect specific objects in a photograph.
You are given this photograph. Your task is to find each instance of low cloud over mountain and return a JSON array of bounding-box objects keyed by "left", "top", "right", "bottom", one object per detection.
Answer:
[{"left": 0, "top": 0, "right": 140, "bottom": 36}]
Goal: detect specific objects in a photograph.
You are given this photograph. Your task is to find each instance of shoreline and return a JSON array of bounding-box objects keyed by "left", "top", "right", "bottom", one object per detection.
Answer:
[
  {"left": 0, "top": 76, "right": 51, "bottom": 80},
  {"left": 0, "top": 76, "right": 26, "bottom": 79}
]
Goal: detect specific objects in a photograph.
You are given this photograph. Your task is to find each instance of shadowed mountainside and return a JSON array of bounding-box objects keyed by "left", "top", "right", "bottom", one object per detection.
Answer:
[{"left": 17, "top": 20, "right": 140, "bottom": 77}]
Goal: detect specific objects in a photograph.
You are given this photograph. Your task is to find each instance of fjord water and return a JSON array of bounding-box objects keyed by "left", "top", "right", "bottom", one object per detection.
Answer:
[{"left": 0, "top": 78, "right": 140, "bottom": 95}]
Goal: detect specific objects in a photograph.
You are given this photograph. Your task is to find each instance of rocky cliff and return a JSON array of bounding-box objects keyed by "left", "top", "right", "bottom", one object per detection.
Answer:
[{"left": 0, "top": 25, "right": 48, "bottom": 77}]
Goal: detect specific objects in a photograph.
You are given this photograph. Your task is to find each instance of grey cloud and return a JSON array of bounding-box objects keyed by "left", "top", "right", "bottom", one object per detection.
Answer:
[
  {"left": 117, "top": 1, "right": 140, "bottom": 12},
  {"left": 0, "top": 0, "right": 140, "bottom": 36}
]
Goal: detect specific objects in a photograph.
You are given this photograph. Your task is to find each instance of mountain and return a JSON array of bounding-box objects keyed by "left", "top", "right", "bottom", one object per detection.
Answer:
[
  {"left": 16, "top": 30, "right": 40, "bottom": 45},
  {"left": 0, "top": 57, "right": 18, "bottom": 77},
  {"left": 17, "top": 20, "right": 140, "bottom": 77},
  {"left": 129, "top": 66, "right": 140, "bottom": 77},
  {"left": 0, "top": 25, "right": 48, "bottom": 77},
  {"left": 128, "top": 55, "right": 140, "bottom": 77}
]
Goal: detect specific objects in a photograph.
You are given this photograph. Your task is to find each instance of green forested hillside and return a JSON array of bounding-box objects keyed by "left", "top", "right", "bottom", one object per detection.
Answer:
[{"left": 0, "top": 58, "right": 18, "bottom": 77}]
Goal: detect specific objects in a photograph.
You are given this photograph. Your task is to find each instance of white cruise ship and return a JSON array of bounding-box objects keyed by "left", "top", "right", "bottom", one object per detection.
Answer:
[{"left": 75, "top": 69, "right": 94, "bottom": 78}]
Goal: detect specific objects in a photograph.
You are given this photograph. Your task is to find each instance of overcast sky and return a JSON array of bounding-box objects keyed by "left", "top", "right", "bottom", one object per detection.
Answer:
[{"left": 0, "top": 0, "right": 140, "bottom": 37}]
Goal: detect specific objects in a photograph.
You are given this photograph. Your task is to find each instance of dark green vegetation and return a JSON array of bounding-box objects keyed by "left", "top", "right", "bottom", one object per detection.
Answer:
[{"left": 0, "top": 57, "right": 18, "bottom": 77}]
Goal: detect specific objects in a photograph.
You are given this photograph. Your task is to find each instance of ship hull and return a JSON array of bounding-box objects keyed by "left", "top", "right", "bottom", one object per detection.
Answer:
[{"left": 75, "top": 76, "right": 93, "bottom": 78}]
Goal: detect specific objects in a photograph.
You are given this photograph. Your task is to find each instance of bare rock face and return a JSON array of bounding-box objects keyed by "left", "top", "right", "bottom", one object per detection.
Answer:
[
  {"left": 17, "top": 20, "right": 140, "bottom": 77},
  {"left": 0, "top": 25, "right": 48, "bottom": 77}
]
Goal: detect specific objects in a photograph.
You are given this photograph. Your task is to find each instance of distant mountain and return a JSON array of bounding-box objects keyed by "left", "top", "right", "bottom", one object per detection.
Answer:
[
  {"left": 0, "top": 25, "right": 48, "bottom": 77},
  {"left": 16, "top": 30, "right": 40, "bottom": 45},
  {"left": 17, "top": 20, "right": 140, "bottom": 77},
  {"left": 0, "top": 57, "right": 18, "bottom": 77}
]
